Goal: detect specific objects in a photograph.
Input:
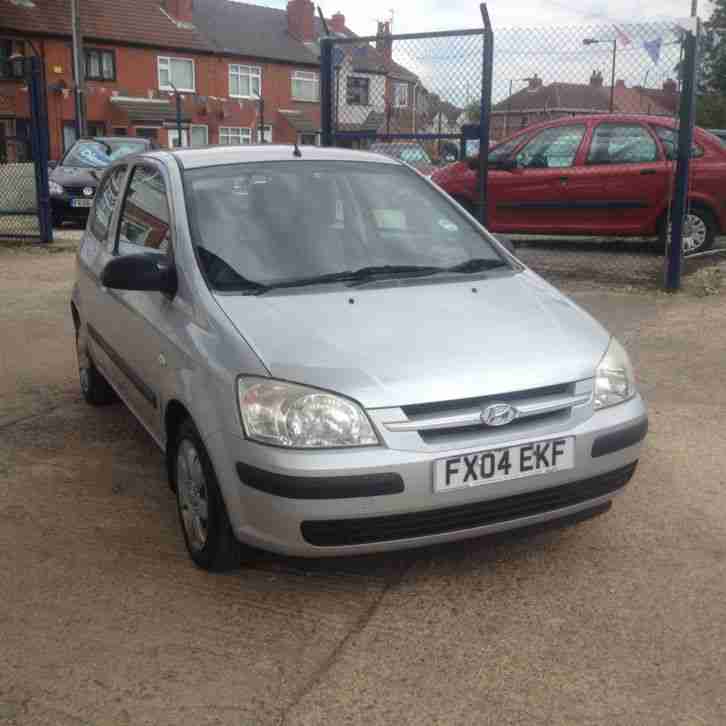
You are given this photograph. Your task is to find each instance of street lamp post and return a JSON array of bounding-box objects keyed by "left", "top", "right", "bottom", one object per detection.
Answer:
[
  {"left": 505, "top": 77, "right": 537, "bottom": 138},
  {"left": 583, "top": 38, "right": 617, "bottom": 113}
]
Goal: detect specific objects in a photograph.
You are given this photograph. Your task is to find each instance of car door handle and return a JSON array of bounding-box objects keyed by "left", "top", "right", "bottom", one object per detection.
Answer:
[
  {"left": 558, "top": 176, "right": 569, "bottom": 183},
  {"left": 640, "top": 169, "right": 657, "bottom": 176}
]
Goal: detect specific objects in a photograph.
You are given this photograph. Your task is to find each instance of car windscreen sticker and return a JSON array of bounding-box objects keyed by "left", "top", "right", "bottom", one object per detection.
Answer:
[{"left": 439, "top": 219, "right": 459, "bottom": 233}]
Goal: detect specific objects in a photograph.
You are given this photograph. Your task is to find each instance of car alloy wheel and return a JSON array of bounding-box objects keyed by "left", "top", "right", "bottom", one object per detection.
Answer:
[{"left": 176, "top": 439, "right": 209, "bottom": 553}]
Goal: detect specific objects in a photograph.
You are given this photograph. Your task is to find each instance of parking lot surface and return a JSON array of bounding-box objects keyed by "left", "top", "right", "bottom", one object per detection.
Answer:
[{"left": 1, "top": 245, "right": 725, "bottom": 725}]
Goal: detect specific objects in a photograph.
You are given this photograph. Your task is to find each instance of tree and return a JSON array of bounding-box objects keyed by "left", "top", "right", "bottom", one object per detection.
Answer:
[
  {"left": 701, "top": 0, "right": 726, "bottom": 94},
  {"left": 465, "top": 101, "right": 480, "bottom": 124}
]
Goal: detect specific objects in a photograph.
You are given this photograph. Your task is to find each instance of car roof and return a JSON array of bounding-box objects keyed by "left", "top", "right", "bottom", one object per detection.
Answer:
[
  {"left": 164, "top": 144, "right": 402, "bottom": 170},
  {"left": 77, "top": 136, "right": 151, "bottom": 144}
]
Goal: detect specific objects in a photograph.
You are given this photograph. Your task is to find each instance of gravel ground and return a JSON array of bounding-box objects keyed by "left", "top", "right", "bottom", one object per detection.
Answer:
[{"left": 1, "top": 245, "right": 725, "bottom": 725}]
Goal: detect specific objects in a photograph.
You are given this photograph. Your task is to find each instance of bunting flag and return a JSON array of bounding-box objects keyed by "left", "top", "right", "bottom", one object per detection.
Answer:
[
  {"left": 614, "top": 25, "right": 632, "bottom": 45},
  {"left": 643, "top": 37, "right": 663, "bottom": 65}
]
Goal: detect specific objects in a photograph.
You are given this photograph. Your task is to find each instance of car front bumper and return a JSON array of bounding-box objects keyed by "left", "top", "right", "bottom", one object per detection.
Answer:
[{"left": 209, "top": 395, "right": 647, "bottom": 557}]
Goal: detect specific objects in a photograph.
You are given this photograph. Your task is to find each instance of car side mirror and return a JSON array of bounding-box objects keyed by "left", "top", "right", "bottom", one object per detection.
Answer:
[{"left": 102, "top": 253, "right": 177, "bottom": 296}]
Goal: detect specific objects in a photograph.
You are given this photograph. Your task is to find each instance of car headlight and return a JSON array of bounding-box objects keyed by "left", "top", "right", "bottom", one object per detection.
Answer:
[
  {"left": 237, "top": 377, "right": 379, "bottom": 448},
  {"left": 594, "top": 338, "right": 636, "bottom": 410},
  {"left": 49, "top": 180, "right": 64, "bottom": 196}
]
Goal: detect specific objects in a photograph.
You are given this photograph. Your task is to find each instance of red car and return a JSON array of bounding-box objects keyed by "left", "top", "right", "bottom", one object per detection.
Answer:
[{"left": 431, "top": 114, "right": 726, "bottom": 255}]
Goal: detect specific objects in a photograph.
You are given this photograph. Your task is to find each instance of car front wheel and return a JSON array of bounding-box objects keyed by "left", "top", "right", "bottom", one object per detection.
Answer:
[
  {"left": 173, "top": 419, "right": 241, "bottom": 571},
  {"left": 76, "top": 329, "right": 117, "bottom": 406}
]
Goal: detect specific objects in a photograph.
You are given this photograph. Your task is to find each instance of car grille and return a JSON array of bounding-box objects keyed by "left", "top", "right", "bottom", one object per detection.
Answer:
[
  {"left": 382, "top": 382, "right": 591, "bottom": 446},
  {"left": 301, "top": 463, "right": 636, "bottom": 547}
]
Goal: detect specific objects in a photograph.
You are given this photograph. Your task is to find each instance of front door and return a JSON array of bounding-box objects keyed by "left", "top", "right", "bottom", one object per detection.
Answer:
[
  {"left": 489, "top": 123, "right": 587, "bottom": 233},
  {"left": 99, "top": 162, "right": 178, "bottom": 440}
]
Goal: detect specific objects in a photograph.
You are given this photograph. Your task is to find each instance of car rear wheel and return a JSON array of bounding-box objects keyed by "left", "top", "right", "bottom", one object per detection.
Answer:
[
  {"left": 173, "top": 418, "right": 241, "bottom": 572},
  {"left": 660, "top": 207, "right": 716, "bottom": 256},
  {"left": 76, "top": 329, "right": 117, "bottom": 406}
]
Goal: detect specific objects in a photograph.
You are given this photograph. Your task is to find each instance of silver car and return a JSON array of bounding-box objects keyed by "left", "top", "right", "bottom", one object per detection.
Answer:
[{"left": 71, "top": 145, "right": 648, "bottom": 570}]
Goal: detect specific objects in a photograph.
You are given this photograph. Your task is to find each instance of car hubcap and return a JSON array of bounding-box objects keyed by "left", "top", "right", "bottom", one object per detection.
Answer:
[
  {"left": 671, "top": 213, "right": 707, "bottom": 255},
  {"left": 176, "top": 440, "right": 209, "bottom": 552}
]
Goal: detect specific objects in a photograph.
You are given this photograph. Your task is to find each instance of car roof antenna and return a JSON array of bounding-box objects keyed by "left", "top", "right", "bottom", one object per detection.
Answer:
[{"left": 293, "top": 141, "right": 302, "bottom": 158}]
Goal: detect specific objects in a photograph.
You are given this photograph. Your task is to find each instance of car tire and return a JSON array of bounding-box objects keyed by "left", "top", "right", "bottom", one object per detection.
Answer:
[
  {"left": 76, "top": 330, "right": 117, "bottom": 406},
  {"left": 52, "top": 211, "right": 64, "bottom": 229},
  {"left": 658, "top": 206, "right": 716, "bottom": 256},
  {"left": 172, "top": 418, "right": 241, "bottom": 572}
]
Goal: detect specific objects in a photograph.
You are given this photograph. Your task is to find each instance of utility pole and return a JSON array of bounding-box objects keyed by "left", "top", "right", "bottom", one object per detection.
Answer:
[{"left": 70, "top": 0, "right": 87, "bottom": 137}]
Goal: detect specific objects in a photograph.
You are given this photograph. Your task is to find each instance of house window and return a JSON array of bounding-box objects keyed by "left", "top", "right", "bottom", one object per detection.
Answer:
[
  {"left": 300, "top": 133, "right": 318, "bottom": 146},
  {"left": 346, "top": 76, "right": 369, "bottom": 106},
  {"left": 256, "top": 125, "right": 273, "bottom": 143},
  {"left": 393, "top": 82, "right": 408, "bottom": 108},
  {"left": 219, "top": 127, "right": 252, "bottom": 145},
  {"left": 190, "top": 125, "right": 209, "bottom": 147},
  {"left": 229, "top": 64, "right": 261, "bottom": 99},
  {"left": 85, "top": 48, "right": 115, "bottom": 81},
  {"left": 158, "top": 56, "right": 195, "bottom": 92},
  {"left": 291, "top": 71, "right": 319, "bottom": 102},
  {"left": 0, "top": 39, "right": 25, "bottom": 80}
]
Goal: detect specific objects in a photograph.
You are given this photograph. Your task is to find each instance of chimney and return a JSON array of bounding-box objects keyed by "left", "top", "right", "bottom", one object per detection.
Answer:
[
  {"left": 590, "top": 70, "right": 604, "bottom": 87},
  {"left": 376, "top": 21, "right": 392, "bottom": 63},
  {"left": 663, "top": 79, "right": 678, "bottom": 94},
  {"left": 164, "top": 0, "right": 193, "bottom": 24},
  {"left": 287, "top": 0, "right": 315, "bottom": 43},
  {"left": 616, "top": 79, "right": 626, "bottom": 88},
  {"left": 330, "top": 12, "right": 346, "bottom": 34},
  {"left": 528, "top": 74, "right": 543, "bottom": 90}
]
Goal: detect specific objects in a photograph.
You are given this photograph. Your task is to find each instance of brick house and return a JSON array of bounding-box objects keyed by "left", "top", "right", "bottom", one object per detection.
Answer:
[
  {"left": 0, "top": 0, "right": 371, "bottom": 160},
  {"left": 488, "top": 72, "right": 680, "bottom": 142}
]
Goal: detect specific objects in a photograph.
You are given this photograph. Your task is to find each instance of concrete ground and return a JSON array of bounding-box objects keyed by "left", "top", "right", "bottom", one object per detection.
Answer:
[{"left": 1, "top": 243, "right": 725, "bottom": 726}]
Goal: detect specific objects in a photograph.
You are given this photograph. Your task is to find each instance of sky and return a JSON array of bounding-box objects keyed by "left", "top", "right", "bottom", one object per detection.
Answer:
[{"left": 246, "top": 0, "right": 714, "bottom": 35}]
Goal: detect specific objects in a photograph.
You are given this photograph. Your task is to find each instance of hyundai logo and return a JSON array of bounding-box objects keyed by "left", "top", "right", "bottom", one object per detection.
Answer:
[{"left": 480, "top": 403, "right": 518, "bottom": 427}]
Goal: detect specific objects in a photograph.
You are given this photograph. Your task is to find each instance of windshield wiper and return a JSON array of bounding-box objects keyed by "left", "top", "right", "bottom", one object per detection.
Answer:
[
  {"left": 240, "top": 261, "right": 507, "bottom": 295},
  {"left": 249, "top": 265, "right": 445, "bottom": 293},
  {"left": 445, "top": 258, "right": 508, "bottom": 274}
]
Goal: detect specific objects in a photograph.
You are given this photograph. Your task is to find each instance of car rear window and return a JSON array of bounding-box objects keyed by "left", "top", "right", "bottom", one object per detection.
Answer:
[{"left": 64, "top": 139, "right": 147, "bottom": 169}]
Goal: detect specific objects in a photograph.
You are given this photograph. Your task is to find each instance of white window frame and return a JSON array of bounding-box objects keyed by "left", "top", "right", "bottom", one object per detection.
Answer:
[
  {"left": 256, "top": 124, "right": 273, "bottom": 143},
  {"left": 219, "top": 126, "right": 252, "bottom": 146},
  {"left": 393, "top": 82, "right": 409, "bottom": 108},
  {"left": 190, "top": 124, "right": 209, "bottom": 147},
  {"left": 157, "top": 56, "right": 196, "bottom": 93},
  {"left": 229, "top": 64, "right": 262, "bottom": 99},
  {"left": 291, "top": 70, "right": 319, "bottom": 102}
]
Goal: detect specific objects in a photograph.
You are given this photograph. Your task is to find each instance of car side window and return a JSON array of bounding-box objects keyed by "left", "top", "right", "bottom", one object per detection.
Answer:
[
  {"left": 653, "top": 126, "right": 704, "bottom": 161},
  {"left": 89, "top": 165, "right": 127, "bottom": 243},
  {"left": 116, "top": 165, "right": 172, "bottom": 257},
  {"left": 587, "top": 123, "right": 658, "bottom": 165},
  {"left": 515, "top": 125, "right": 586, "bottom": 169}
]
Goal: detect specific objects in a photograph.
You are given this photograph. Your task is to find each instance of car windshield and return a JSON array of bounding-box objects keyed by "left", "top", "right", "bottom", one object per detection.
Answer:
[
  {"left": 63, "top": 139, "right": 147, "bottom": 169},
  {"left": 184, "top": 161, "right": 508, "bottom": 292}
]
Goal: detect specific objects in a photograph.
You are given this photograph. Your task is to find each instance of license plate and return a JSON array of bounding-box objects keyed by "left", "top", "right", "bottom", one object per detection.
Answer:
[
  {"left": 71, "top": 198, "right": 93, "bottom": 208},
  {"left": 434, "top": 437, "right": 575, "bottom": 493}
]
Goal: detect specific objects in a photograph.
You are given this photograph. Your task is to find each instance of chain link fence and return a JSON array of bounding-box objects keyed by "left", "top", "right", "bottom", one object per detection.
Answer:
[
  {"left": 0, "top": 145, "right": 41, "bottom": 238},
  {"left": 321, "top": 25, "right": 489, "bottom": 175}
]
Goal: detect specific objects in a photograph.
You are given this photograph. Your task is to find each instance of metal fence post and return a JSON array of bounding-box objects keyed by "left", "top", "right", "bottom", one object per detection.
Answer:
[
  {"left": 665, "top": 18, "right": 699, "bottom": 291},
  {"left": 320, "top": 38, "right": 333, "bottom": 147},
  {"left": 28, "top": 55, "right": 53, "bottom": 244},
  {"left": 478, "top": 4, "right": 493, "bottom": 228}
]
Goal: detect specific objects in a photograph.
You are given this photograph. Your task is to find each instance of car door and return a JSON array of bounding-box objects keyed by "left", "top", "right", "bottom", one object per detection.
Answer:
[
  {"left": 97, "top": 162, "right": 179, "bottom": 441},
  {"left": 575, "top": 121, "right": 669, "bottom": 234},
  {"left": 489, "top": 123, "right": 587, "bottom": 233},
  {"left": 76, "top": 163, "right": 130, "bottom": 392}
]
